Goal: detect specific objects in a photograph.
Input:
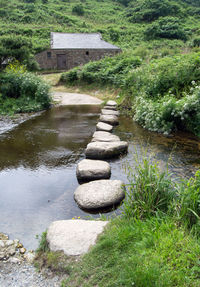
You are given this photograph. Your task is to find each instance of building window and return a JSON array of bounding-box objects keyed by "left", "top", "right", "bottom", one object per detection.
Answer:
[
  {"left": 47, "top": 52, "right": 51, "bottom": 58},
  {"left": 86, "top": 51, "right": 89, "bottom": 56}
]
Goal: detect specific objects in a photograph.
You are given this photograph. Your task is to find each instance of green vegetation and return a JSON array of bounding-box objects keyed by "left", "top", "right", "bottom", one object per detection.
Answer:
[
  {"left": 35, "top": 155, "right": 200, "bottom": 286},
  {"left": 62, "top": 217, "right": 200, "bottom": 287},
  {"left": 1, "top": 0, "right": 200, "bottom": 123},
  {"left": 0, "top": 63, "right": 51, "bottom": 115}
]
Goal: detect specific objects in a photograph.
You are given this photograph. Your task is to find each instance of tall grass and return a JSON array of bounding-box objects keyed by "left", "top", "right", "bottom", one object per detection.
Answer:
[{"left": 123, "top": 154, "right": 175, "bottom": 219}]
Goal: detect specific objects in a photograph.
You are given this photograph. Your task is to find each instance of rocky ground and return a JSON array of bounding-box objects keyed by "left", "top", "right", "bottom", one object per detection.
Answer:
[{"left": 0, "top": 233, "right": 66, "bottom": 287}]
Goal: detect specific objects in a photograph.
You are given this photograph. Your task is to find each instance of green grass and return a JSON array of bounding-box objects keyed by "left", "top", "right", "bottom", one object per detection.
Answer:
[{"left": 61, "top": 216, "right": 200, "bottom": 287}]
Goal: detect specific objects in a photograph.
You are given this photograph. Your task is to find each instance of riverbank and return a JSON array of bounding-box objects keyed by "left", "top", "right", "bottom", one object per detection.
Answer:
[{"left": 35, "top": 156, "right": 200, "bottom": 287}]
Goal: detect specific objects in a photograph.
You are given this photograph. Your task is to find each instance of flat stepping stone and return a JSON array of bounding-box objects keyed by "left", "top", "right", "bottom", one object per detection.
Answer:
[
  {"left": 74, "top": 180, "right": 125, "bottom": 210},
  {"left": 76, "top": 159, "right": 111, "bottom": 183},
  {"left": 104, "top": 105, "right": 117, "bottom": 110},
  {"left": 96, "top": 122, "right": 113, "bottom": 132},
  {"left": 106, "top": 100, "right": 117, "bottom": 107},
  {"left": 101, "top": 109, "right": 119, "bottom": 116},
  {"left": 99, "top": 115, "right": 119, "bottom": 126},
  {"left": 85, "top": 141, "right": 128, "bottom": 159},
  {"left": 92, "top": 131, "right": 120, "bottom": 142},
  {"left": 47, "top": 220, "right": 108, "bottom": 256}
]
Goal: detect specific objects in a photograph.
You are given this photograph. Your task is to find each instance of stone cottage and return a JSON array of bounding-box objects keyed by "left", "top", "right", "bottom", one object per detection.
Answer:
[{"left": 35, "top": 32, "right": 121, "bottom": 70}]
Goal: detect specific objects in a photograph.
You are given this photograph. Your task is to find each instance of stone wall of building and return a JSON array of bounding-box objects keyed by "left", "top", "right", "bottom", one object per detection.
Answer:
[{"left": 35, "top": 48, "right": 120, "bottom": 70}]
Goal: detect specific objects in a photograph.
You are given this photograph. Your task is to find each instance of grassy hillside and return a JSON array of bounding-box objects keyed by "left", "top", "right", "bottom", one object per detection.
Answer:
[
  {"left": 1, "top": 0, "right": 200, "bottom": 133},
  {"left": 0, "top": 0, "right": 199, "bottom": 54}
]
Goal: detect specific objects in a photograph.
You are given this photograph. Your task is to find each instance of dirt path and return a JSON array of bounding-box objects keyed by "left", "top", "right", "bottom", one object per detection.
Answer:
[{"left": 53, "top": 91, "right": 103, "bottom": 106}]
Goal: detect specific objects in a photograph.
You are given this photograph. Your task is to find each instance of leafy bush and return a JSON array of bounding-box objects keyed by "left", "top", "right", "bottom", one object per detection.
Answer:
[
  {"left": 126, "top": 52, "right": 200, "bottom": 99},
  {"left": 72, "top": 4, "right": 84, "bottom": 16},
  {"left": 0, "top": 65, "right": 51, "bottom": 114},
  {"left": 191, "top": 37, "right": 200, "bottom": 47},
  {"left": 133, "top": 83, "right": 200, "bottom": 135},
  {"left": 61, "top": 53, "right": 142, "bottom": 87},
  {"left": 123, "top": 155, "right": 174, "bottom": 219},
  {"left": 144, "top": 17, "right": 188, "bottom": 41},
  {"left": 127, "top": 0, "right": 181, "bottom": 23},
  {"left": 0, "top": 35, "right": 33, "bottom": 70}
]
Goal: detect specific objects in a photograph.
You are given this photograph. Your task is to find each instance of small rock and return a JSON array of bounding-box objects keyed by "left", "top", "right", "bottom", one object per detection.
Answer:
[
  {"left": 13, "top": 239, "right": 19, "bottom": 245},
  {"left": 99, "top": 115, "right": 119, "bottom": 126},
  {"left": 103, "top": 105, "right": 117, "bottom": 110},
  {"left": 0, "top": 252, "right": 6, "bottom": 260},
  {"left": 5, "top": 240, "right": 14, "bottom": 247},
  {"left": 0, "top": 240, "right": 5, "bottom": 248},
  {"left": 106, "top": 100, "right": 117, "bottom": 107},
  {"left": 0, "top": 233, "right": 9, "bottom": 240},
  {"left": 76, "top": 159, "right": 111, "bottom": 183},
  {"left": 17, "top": 243, "right": 23, "bottom": 249},
  {"left": 92, "top": 131, "right": 120, "bottom": 142},
  {"left": 74, "top": 179, "right": 125, "bottom": 210},
  {"left": 24, "top": 251, "right": 35, "bottom": 263},
  {"left": 8, "top": 257, "right": 21, "bottom": 264},
  {"left": 85, "top": 141, "right": 128, "bottom": 159},
  {"left": 96, "top": 122, "right": 113, "bottom": 132},
  {"left": 7, "top": 246, "right": 16, "bottom": 256},
  {"left": 19, "top": 248, "right": 26, "bottom": 254},
  {"left": 101, "top": 109, "right": 119, "bottom": 116}
]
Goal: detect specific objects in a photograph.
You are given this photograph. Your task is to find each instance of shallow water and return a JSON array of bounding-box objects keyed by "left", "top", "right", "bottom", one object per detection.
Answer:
[{"left": 0, "top": 106, "right": 200, "bottom": 249}]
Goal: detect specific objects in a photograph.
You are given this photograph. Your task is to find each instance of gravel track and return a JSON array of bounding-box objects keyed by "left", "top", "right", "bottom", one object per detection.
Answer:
[{"left": 0, "top": 261, "right": 65, "bottom": 287}]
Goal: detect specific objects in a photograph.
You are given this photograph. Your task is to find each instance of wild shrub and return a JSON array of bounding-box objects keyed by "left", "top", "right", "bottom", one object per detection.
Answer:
[
  {"left": 144, "top": 17, "right": 188, "bottom": 41},
  {"left": 123, "top": 155, "right": 174, "bottom": 219},
  {"left": 0, "top": 64, "right": 51, "bottom": 114},
  {"left": 127, "top": 0, "right": 182, "bottom": 23},
  {"left": 191, "top": 37, "right": 200, "bottom": 47},
  {"left": 133, "top": 83, "right": 200, "bottom": 135},
  {"left": 61, "top": 53, "right": 142, "bottom": 87},
  {"left": 126, "top": 52, "right": 200, "bottom": 99},
  {"left": 72, "top": 4, "right": 84, "bottom": 16}
]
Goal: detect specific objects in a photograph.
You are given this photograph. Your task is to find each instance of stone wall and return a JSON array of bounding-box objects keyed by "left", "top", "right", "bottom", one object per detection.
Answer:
[{"left": 35, "top": 48, "right": 120, "bottom": 70}]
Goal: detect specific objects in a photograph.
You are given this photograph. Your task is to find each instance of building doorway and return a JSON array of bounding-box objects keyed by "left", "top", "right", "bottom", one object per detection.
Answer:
[{"left": 57, "top": 54, "right": 67, "bottom": 69}]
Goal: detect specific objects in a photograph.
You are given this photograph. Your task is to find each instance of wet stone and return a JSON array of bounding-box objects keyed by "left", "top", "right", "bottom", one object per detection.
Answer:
[
  {"left": 74, "top": 179, "right": 125, "bottom": 210},
  {"left": 96, "top": 122, "right": 113, "bottom": 132},
  {"left": 103, "top": 105, "right": 117, "bottom": 110},
  {"left": 76, "top": 159, "right": 111, "bottom": 183},
  {"left": 92, "top": 131, "right": 120, "bottom": 142},
  {"left": 106, "top": 100, "right": 117, "bottom": 107},
  {"left": 101, "top": 109, "right": 119, "bottom": 116},
  {"left": 85, "top": 141, "right": 128, "bottom": 159},
  {"left": 99, "top": 115, "right": 119, "bottom": 126}
]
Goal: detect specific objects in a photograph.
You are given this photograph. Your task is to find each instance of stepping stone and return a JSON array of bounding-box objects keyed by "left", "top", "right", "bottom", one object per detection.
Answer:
[
  {"left": 76, "top": 159, "right": 111, "bottom": 183},
  {"left": 99, "top": 115, "right": 119, "bottom": 126},
  {"left": 47, "top": 220, "right": 108, "bottom": 256},
  {"left": 74, "top": 179, "right": 125, "bottom": 210},
  {"left": 101, "top": 109, "right": 119, "bottom": 116},
  {"left": 106, "top": 100, "right": 117, "bottom": 107},
  {"left": 104, "top": 105, "right": 117, "bottom": 110},
  {"left": 85, "top": 141, "right": 128, "bottom": 159},
  {"left": 92, "top": 131, "right": 120, "bottom": 142},
  {"left": 96, "top": 122, "right": 113, "bottom": 132}
]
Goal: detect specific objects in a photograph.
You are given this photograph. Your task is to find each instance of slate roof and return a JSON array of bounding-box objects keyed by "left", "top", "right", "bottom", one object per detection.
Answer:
[{"left": 51, "top": 32, "right": 120, "bottom": 50}]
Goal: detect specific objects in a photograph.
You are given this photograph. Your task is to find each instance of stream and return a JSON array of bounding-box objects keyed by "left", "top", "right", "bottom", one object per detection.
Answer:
[{"left": 0, "top": 105, "right": 200, "bottom": 249}]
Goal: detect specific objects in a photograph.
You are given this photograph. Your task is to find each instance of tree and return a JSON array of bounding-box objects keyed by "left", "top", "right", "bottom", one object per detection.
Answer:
[{"left": 0, "top": 35, "right": 33, "bottom": 70}]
